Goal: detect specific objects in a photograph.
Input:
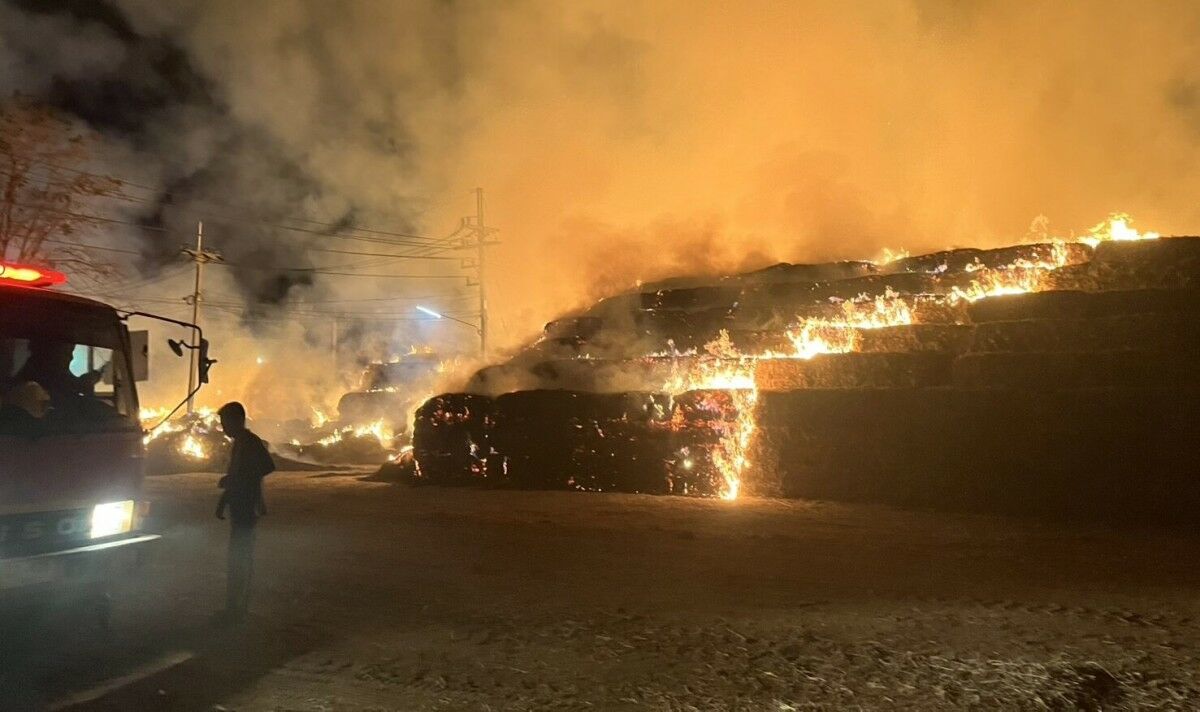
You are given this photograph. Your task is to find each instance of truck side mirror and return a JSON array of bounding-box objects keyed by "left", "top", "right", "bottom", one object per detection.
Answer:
[
  {"left": 198, "top": 338, "right": 217, "bottom": 384},
  {"left": 129, "top": 330, "right": 149, "bottom": 382}
]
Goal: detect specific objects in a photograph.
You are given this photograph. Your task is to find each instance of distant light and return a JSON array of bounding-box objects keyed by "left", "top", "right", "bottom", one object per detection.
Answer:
[
  {"left": 415, "top": 305, "right": 444, "bottom": 319},
  {"left": 256, "top": 356, "right": 265, "bottom": 365}
]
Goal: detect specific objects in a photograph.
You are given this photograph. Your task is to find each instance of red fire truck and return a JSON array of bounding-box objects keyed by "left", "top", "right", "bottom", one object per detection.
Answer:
[{"left": 0, "top": 261, "right": 208, "bottom": 623}]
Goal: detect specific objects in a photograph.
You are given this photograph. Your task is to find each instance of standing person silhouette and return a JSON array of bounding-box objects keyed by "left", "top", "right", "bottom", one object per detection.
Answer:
[{"left": 214, "top": 401, "right": 275, "bottom": 623}]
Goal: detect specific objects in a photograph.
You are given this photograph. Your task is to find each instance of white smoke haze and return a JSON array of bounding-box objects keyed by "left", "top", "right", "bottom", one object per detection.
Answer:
[{"left": 4, "top": 0, "right": 1200, "bottom": 418}]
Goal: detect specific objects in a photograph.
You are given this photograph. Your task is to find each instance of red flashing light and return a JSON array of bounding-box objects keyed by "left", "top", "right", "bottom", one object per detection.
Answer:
[{"left": 0, "top": 261, "right": 67, "bottom": 288}]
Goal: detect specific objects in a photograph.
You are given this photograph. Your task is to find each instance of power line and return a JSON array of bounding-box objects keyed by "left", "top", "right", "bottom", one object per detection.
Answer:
[
  {"left": 207, "top": 261, "right": 470, "bottom": 279},
  {"left": 90, "top": 266, "right": 192, "bottom": 297},
  {"left": 41, "top": 237, "right": 144, "bottom": 256},
  {"left": 38, "top": 235, "right": 446, "bottom": 276},
  {"left": 6, "top": 195, "right": 462, "bottom": 256},
  {"left": 295, "top": 293, "right": 476, "bottom": 304},
  {"left": 124, "top": 294, "right": 476, "bottom": 320},
  {"left": 6, "top": 159, "right": 453, "bottom": 245}
]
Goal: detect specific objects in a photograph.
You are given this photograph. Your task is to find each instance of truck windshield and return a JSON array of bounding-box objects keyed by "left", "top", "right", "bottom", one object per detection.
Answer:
[{"left": 0, "top": 294, "right": 137, "bottom": 436}]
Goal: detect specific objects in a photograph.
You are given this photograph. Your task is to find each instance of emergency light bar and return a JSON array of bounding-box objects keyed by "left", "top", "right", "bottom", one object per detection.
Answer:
[{"left": 0, "top": 261, "right": 67, "bottom": 288}]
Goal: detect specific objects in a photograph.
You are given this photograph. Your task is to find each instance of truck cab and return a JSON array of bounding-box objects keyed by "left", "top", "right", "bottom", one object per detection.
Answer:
[{"left": 0, "top": 265, "right": 158, "bottom": 616}]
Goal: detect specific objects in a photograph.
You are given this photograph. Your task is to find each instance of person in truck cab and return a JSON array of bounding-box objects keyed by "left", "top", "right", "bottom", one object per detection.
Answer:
[
  {"left": 214, "top": 401, "right": 275, "bottom": 623},
  {"left": 15, "top": 339, "right": 105, "bottom": 403},
  {"left": 0, "top": 381, "right": 50, "bottom": 436}
]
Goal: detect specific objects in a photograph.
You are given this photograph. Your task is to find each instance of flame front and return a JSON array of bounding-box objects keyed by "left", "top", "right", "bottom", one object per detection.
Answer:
[
  {"left": 314, "top": 418, "right": 393, "bottom": 448},
  {"left": 657, "top": 214, "right": 1159, "bottom": 501},
  {"left": 780, "top": 288, "right": 915, "bottom": 359},
  {"left": 178, "top": 434, "right": 208, "bottom": 460},
  {"left": 142, "top": 407, "right": 219, "bottom": 461},
  {"left": 1080, "top": 213, "right": 1160, "bottom": 248},
  {"left": 948, "top": 243, "right": 1073, "bottom": 303}
]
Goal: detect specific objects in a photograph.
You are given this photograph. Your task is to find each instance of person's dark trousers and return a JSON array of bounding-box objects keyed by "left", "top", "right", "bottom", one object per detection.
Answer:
[{"left": 226, "top": 520, "right": 256, "bottom": 617}]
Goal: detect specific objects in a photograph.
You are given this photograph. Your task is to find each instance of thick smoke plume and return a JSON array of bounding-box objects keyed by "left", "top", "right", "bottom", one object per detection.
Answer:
[{"left": 3, "top": 0, "right": 1200, "bottom": 415}]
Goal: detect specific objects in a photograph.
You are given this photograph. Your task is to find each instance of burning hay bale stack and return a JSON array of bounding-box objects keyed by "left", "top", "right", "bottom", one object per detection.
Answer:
[
  {"left": 402, "top": 388, "right": 742, "bottom": 497},
  {"left": 413, "top": 215, "right": 1200, "bottom": 523},
  {"left": 282, "top": 421, "right": 393, "bottom": 465},
  {"left": 754, "top": 233, "right": 1200, "bottom": 522},
  {"left": 410, "top": 393, "right": 492, "bottom": 485},
  {"left": 1087, "top": 236, "right": 1200, "bottom": 290},
  {"left": 756, "top": 386, "right": 1200, "bottom": 522},
  {"left": 488, "top": 390, "right": 677, "bottom": 493},
  {"left": 754, "top": 352, "right": 954, "bottom": 390},
  {"left": 142, "top": 409, "right": 231, "bottom": 475},
  {"left": 854, "top": 324, "right": 974, "bottom": 354}
]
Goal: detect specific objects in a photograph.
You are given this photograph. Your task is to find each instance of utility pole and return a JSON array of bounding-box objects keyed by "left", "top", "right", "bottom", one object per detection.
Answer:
[
  {"left": 447, "top": 189, "right": 497, "bottom": 359},
  {"left": 181, "top": 221, "right": 222, "bottom": 415},
  {"left": 331, "top": 317, "right": 339, "bottom": 372},
  {"left": 474, "top": 187, "right": 487, "bottom": 359}
]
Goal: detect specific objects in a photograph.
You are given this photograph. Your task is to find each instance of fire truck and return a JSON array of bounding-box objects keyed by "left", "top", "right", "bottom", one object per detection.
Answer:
[{"left": 0, "top": 261, "right": 209, "bottom": 624}]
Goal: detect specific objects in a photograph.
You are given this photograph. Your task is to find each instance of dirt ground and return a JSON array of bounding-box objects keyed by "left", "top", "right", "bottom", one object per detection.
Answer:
[{"left": 6, "top": 470, "right": 1200, "bottom": 710}]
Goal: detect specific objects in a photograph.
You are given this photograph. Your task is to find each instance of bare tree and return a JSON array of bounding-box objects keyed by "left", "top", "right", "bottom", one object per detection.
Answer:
[{"left": 0, "top": 94, "right": 123, "bottom": 282}]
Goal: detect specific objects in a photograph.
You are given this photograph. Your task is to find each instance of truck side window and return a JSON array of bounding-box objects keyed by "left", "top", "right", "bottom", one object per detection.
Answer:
[{"left": 0, "top": 336, "right": 134, "bottom": 431}]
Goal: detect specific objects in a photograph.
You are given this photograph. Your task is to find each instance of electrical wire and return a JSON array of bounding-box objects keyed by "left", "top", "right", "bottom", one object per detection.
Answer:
[{"left": 5, "top": 159, "right": 449, "bottom": 244}]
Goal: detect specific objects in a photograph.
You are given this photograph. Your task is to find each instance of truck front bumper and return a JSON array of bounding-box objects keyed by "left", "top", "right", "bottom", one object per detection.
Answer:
[{"left": 0, "top": 533, "right": 160, "bottom": 596}]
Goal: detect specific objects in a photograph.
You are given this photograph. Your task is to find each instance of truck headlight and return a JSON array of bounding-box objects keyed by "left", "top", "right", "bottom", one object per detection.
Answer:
[{"left": 91, "top": 500, "right": 135, "bottom": 539}]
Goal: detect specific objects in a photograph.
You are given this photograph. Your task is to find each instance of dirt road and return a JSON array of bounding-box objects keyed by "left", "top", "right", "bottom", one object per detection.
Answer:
[{"left": 6, "top": 471, "right": 1200, "bottom": 710}]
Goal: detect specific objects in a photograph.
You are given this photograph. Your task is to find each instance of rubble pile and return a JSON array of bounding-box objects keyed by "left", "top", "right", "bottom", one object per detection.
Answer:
[{"left": 408, "top": 215, "right": 1200, "bottom": 523}]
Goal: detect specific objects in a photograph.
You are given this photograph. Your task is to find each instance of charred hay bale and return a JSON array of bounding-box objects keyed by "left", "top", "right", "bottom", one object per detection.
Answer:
[
  {"left": 952, "top": 351, "right": 1200, "bottom": 390},
  {"left": 659, "top": 389, "right": 754, "bottom": 497},
  {"left": 910, "top": 298, "right": 969, "bottom": 324},
  {"left": 634, "top": 307, "right": 736, "bottom": 349},
  {"left": 543, "top": 316, "right": 603, "bottom": 341},
  {"left": 521, "top": 360, "right": 603, "bottom": 392},
  {"left": 640, "top": 286, "right": 740, "bottom": 311},
  {"left": 490, "top": 390, "right": 673, "bottom": 491},
  {"left": 1089, "top": 236, "right": 1200, "bottom": 290},
  {"left": 737, "top": 273, "right": 940, "bottom": 321},
  {"left": 144, "top": 429, "right": 230, "bottom": 475},
  {"left": 1041, "top": 263, "right": 1099, "bottom": 292},
  {"left": 730, "top": 300, "right": 843, "bottom": 332},
  {"left": 855, "top": 324, "right": 974, "bottom": 354},
  {"left": 971, "top": 314, "right": 1200, "bottom": 353},
  {"left": 289, "top": 433, "right": 389, "bottom": 465},
  {"left": 885, "top": 242, "right": 1092, "bottom": 275},
  {"left": 728, "top": 330, "right": 794, "bottom": 354},
  {"left": 754, "top": 353, "right": 953, "bottom": 390},
  {"left": 571, "top": 392, "right": 675, "bottom": 494},
  {"left": 756, "top": 388, "right": 1200, "bottom": 523},
  {"left": 143, "top": 415, "right": 231, "bottom": 475},
  {"left": 465, "top": 364, "right": 547, "bottom": 396},
  {"left": 581, "top": 293, "right": 642, "bottom": 321},
  {"left": 739, "top": 295, "right": 967, "bottom": 330},
  {"left": 966, "top": 289, "right": 1200, "bottom": 322},
  {"left": 489, "top": 390, "right": 609, "bottom": 489},
  {"left": 515, "top": 358, "right": 686, "bottom": 393},
  {"left": 639, "top": 274, "right": 735, "bottom": 292},
  {"left": 411, "top": 393, "right": 492, "bottom": 485},
  {"left": 736, "top": 261, "right": 878, "bottom": 285},
  {"left": 336, "top": 391, "right": 405, "bottom": 426},
  {"left": 808, "top": 272, "right": 941, "bottom": 301},
  {"left": 796, "top": 272, "right": 945, "bottom": 302}
]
